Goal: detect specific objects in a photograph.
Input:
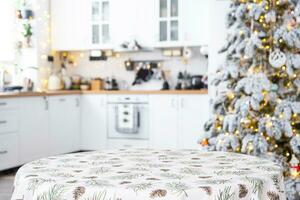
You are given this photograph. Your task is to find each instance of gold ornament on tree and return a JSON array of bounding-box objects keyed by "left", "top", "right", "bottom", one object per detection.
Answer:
[{"left": 269, "top": 49, "right": 287, "bottom": 68}]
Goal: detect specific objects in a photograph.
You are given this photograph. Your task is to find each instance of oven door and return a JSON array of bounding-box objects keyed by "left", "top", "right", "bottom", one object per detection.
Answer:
[{"left": 107, "top": 103, "right": 149, "bottom": 140}]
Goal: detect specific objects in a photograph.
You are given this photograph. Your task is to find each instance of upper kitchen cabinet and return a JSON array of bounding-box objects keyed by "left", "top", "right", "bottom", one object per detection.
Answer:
[
  {"left": 51, "top": 0, "right": 90, "bottom": 51},
  {"left": 90, "top": 0, "right": 112, "bottom": 49},
  {"left": 51, "top": 0, "right": 209, "bottom": 51},
  {"left": 155, "top": 0, "right": 181, "bottom": 47},
  {"left": 110, "top": 0, "right": 156, "bottom": 50},
  {"left": 154, "top": 0, "right": 209, "bottom": 48},
  {"left": 181, "top": 0, "right": 210, "bottom": 47}
]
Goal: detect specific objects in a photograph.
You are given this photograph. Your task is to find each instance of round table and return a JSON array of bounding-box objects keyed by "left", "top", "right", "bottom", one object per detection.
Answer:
[{"left": 12, "top": 149, "right": 286, "bottom": 200}]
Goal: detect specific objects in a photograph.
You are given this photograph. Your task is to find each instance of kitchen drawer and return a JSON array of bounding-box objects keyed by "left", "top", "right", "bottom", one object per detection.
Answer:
[
  {"left": 0, "top": 134, "right": 19, "bottom": 171},
  {"left": 106, "top": 139, "right": 149, "bottom": 149},
  {"left": 0, "top": 98, "right": 19, "bottom": 111},
  {"left": 0, "top": 111, "right": 19, "bottom": 134}
]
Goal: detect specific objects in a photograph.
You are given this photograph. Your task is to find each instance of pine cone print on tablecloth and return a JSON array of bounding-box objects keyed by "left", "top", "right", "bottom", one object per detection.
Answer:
[
  {"left": 73, "top": 186, "right": 86, "bottom": 200},
  {"left": 150, "top": 189, "right": 167, "bottom": 198},
  {"left": 267, "top": 191, "right": 280, "bottom": 200},
  {"left": 199, "top": 186, "right": 212, "bottom": 196},
  {"left": 238, "top": 184, "right": 248, "bottom": 198}
]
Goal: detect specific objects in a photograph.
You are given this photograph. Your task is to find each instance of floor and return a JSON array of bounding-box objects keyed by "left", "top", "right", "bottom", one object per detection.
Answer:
[{"left": 0, "top": 169, "right": 17, "bottom": 200}]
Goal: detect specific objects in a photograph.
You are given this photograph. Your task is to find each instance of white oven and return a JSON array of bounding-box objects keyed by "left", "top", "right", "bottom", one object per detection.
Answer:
[{"left": 107, "top": 95, "right": 149, "bottom": 140}]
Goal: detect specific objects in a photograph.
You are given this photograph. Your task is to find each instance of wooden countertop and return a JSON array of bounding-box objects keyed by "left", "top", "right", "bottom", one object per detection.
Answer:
[{"left": 0, "top": 89, "right": 208, "bottom": 98}]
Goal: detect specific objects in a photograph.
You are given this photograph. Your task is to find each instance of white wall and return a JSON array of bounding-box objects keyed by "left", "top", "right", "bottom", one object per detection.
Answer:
[{"left": 0, "top": 1, "right": 16, "bottom": 63}]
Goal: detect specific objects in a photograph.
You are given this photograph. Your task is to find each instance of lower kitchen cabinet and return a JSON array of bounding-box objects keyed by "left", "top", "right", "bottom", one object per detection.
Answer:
[
  {"left": 48, "top": 95, "right": 81, "bottom": 155},
  {"left": 149, "top": 95, "right": 179, "bottom": 148},
  {"left": 81, "top": 95, "right": 107, "bottom": 150},
  {"left": 149, "top": 94, "right": 209, "bottom": 149},
  {"left": 178, "top": 95, "right": 210, "bottom": 149},
  {"left": 0, "top": 93, "right": 209, "bottom": 171},
  {"left": 19, "top": 97, "right": 49, "bottom": 164},
  {"left": 0, "top": 134, "right": 18, "bottom": 171}
]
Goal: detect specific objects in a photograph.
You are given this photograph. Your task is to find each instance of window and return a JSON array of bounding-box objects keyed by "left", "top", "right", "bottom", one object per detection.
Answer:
[{"left": 0, "top": 1, "right": 15, "bottom": 62}]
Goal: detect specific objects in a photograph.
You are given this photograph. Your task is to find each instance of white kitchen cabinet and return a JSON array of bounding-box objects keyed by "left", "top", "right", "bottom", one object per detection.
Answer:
[
  {"left": 149, "top": 94, "right": 209, "bottom": 149},
  {"left": 154, "top": 0, "right": 210, "bottom": 47},
  {"left": 110, "top": 0, "right": 137, "bottom": 48},
  {"left": 110, "top": 0, "right": 156, "bottom": 49},
  {"left": 149, "top": 95, "right": 179, "bottom": 148},
  {"left": 178, "top": 95, "right": 209, "bottom": 149},
  {"left": 0, "top": 110, "right": 19, "bottom": 134},
  {"left": 90, "top": 0, "right": 112, "bottom": 49},
  {"left": 0, "top": 98, "right": 19, "bottom": 111},
  {"left": 134, "top": 0, "right": 156, "bottom": 47},
  {"left": 0, "top": 98, "right": 20, "bottom": 171},
  {"left": 81, "top": 95, "right": 107, "bottom": 150},
  {"left": 154, "top": 0, "right": 181, "bottom": 47},
  {"left": 51, "top": 0, "right": 90, "bottom": 51},
  {"left": 51, "top": 0, "right": 209, "bottom": 50},
  {"left": 19, "top": 97, "right": 49, "bottom": 164},
  {"left": 181, "top": 0, "right": 210, "bottom": 46},
  {"left": 48, "top": 95, "right": 80, "bottom": 155},
  {"left": 0, "top": 134, "right": 18, "bottom": 171}
]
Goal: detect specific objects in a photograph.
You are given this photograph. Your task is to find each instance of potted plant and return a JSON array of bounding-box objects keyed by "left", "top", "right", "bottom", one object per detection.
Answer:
[{"left": 22, "top": 22, "right": 33, "bottom": 47}]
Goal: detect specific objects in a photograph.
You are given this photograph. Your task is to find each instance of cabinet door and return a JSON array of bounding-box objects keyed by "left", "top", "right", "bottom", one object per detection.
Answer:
[
  {"left": 154, "top": 0, "right": 182, "bottom": 47},
  {"left": 49, "top": 95, "right": 80, "bottom": 155},
  {"left": 110, "top": 0, "right": 137, "bottom": 47},
  {"left": 178, "top": 95, "right": 210, "bottom": 149},
  {"left": 19, "top": 97, "right": 49, "bottom": 164},
  {"left": 182, "top": 0, "right": 210, "bottom": 46},
  {"left": 0, "top": 134, "right": 18, "bottom": 171},
  {"left": 81, "top": 95, "right": 107, "bottom": 150},
  {"left": 149, "top": 95, "right": 178, "bottom": 148},
  {"left": 90, "top": 0, "right": 112, "bottom": 49},
  {"left": 51, "top": 0, "right": 90, "bottom": 51},
  {"left": 134, "top": 0, "right": 156, "bottom": 47}
]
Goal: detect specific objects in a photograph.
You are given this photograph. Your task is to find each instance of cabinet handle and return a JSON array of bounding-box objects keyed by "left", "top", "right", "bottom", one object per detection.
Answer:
[
  {"left": 59, "top": 98, "right": 66, "bottom": 102},
  {"left": 0, "top": 150, "right": 8, "bottom": 155},
  {"left": 181, "top": 98, "right": 184, "bottom": 108},
  {"left": 44, "top": 97, "right": 49, "bottom": 110},
  {"left": 0, "top": 102, "right": 7, "bottom": 106},
  {"left": 0, "top": 120, "right": 7, "bottom": 124},
  {"left": 76, "top": 98, "right": 80, "bottom": 107},
  {"left": 171, "top": 99, "right": 176, "bottom": 108}
]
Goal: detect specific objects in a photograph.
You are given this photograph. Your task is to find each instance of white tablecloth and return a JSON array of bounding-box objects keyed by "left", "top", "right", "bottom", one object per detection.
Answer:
[{"left": 12, "top": 149, "right": 286, "bottom": 200}]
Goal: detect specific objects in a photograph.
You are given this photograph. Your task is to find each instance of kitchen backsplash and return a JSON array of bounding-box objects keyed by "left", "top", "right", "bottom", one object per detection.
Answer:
[{"left": 56, "top": 47, "right": 208, "bottom": 89}]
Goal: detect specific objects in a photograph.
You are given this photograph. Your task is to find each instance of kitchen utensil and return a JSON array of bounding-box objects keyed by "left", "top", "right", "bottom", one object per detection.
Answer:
[
  {"left": 80, "top": 85, "right": 90, "bottom": 91},
  {"left": 91, "top": 79, "right": 103, "bottom": 91},
  {"left": 48, "top": 74, "right": 62, "bottom": 91},
  {"left": 191, "top": 75, "right": 204, "bottom": 89},
  {"left": 72, "top": 75, "right": 81, "bottom": 85}
]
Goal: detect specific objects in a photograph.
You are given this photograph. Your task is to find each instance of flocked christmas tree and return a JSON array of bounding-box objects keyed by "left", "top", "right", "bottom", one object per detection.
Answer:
[{"left": 202, "top": 0, "right": 300, "bottom": 199}]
